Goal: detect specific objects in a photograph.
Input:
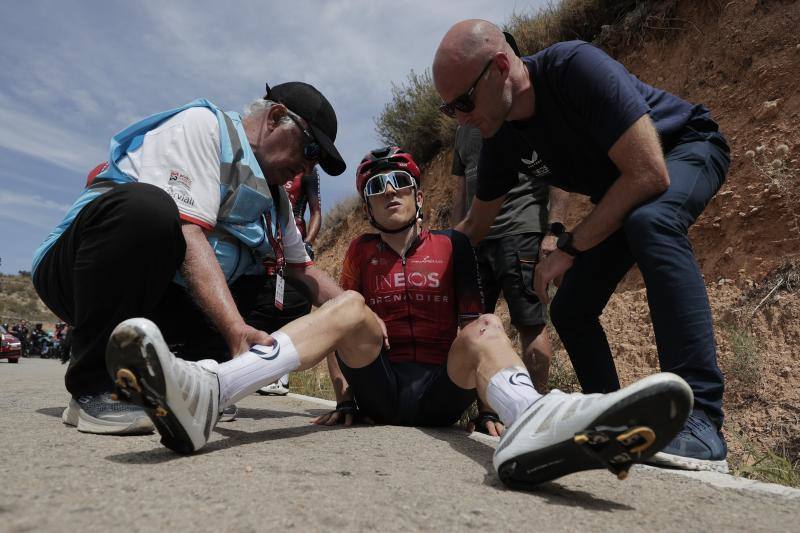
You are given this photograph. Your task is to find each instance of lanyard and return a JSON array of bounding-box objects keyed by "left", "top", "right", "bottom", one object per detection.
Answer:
[{"left": 262, "top": 209, "right": 285, "bottom": 272}]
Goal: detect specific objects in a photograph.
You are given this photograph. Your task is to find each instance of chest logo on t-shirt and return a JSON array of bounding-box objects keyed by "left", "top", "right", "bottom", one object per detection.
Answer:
[
  {"left": 372, "top": 271, "right": 441, "bottom": 290},
  {"left": 367, "top": 270, "right": 448, "bottom": 306},
  {"left": 169, "top": 170, "right": 193, "bottom": 189},
  {"left": 520, "top": 150, "right": 551, "bottom": 178}
]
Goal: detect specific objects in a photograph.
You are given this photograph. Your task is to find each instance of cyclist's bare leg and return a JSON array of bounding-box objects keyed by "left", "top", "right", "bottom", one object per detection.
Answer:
[
  {"left": 447, "top": 314, "right": 534, "bottom": 400},
  {"left": 276, "top": 290, "right": 384, "bottom": 370}
]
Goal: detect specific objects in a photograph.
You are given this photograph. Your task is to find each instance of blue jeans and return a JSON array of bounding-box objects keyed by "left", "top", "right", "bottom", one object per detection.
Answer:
[{"left": 550, "top": 126, "right": 730, "bottom": 427}]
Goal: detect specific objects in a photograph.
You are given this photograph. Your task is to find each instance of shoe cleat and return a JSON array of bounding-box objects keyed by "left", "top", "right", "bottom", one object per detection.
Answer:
[{"left": 617, "top": 426, "right": 656, "bottom": 454}]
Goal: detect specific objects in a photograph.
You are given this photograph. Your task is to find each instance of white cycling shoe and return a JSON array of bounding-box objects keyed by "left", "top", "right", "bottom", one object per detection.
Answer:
[
  {"left": 493, "top": 373, "right": 693, "bottom": 488},
  {"left": 105, "top": 318, "right": 221, "bottom": 454}
]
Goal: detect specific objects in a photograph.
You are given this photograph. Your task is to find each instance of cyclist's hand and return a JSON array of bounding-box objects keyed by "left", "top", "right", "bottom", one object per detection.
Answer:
[
  {"left": 467, "top": 411, "right": 505, "bottom": 437},
  {"left": 313, "top": 400, "right": 374, "bottom": 427}
]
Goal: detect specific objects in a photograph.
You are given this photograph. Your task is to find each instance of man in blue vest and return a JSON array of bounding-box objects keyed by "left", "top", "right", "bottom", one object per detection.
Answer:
[
  {"left": 33, "top": 82, "right": 347, "bottom": 436},
  {"left": 433, "top": 20, "right": 730, "bottom": 472}
]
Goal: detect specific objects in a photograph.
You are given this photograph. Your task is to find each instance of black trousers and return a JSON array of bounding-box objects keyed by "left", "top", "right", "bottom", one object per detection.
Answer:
[
  {"left": 549, "top": 126, "right": 729, "bottom": 426},
  {"left": 34, "top": 182, "right": 293, "bottom": 396},
  {"left": 241, "top": 275, "right": 313, "bottom": 333}
]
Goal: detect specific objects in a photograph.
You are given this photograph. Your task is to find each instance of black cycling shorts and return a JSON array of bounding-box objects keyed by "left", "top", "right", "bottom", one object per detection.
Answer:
[{"left": 337, "top": 350, "right": 476, "bottom": 427}]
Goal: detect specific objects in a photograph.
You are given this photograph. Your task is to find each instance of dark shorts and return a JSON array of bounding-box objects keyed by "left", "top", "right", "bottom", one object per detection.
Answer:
[
  {"left": 337, "top": 351, "right": 476, "bottom": 427},
  {"left": 476, "top": 232, "right": 547, "bottom": 328}
]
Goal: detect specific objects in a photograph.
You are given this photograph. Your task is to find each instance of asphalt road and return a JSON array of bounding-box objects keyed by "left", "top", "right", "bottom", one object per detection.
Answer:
[{"left": 1, "top": 359, "right": 798, "bottom": 532}]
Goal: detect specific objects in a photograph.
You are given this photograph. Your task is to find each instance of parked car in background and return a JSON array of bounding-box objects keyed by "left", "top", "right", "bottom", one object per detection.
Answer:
[{"left": 0, "top": 325, "right": 21, "bottom": 363}]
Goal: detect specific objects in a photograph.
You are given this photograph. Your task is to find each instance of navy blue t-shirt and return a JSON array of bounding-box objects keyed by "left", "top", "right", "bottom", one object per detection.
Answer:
[{"left": 477, "top": 41, "right": 715, "bottom": 203}]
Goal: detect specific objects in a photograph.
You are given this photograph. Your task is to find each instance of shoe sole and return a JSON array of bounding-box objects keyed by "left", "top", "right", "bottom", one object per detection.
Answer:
[
  {"left": 105, "top": 325, "right": 201, "bottom": 454},
  {"left": 76, "top": 414, "right": 154, "bottom": 435},
  {"left": 497, "top": 379, "right": 692, "bottom": 489},
  {"left": 646, "top": 451, "right": 730, "bottom": 474},
  {"left": 62, "top": 402, "right": 79, "bottom": 427},
  {"left": 62, "top": 399, "right": 154, "bottom": 435},
  {"left": 256, "top": 389, "right": 289, "bottom": 396}
]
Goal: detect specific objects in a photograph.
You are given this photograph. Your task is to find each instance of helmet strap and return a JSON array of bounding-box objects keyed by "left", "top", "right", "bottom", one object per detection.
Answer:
[{"left": 365, "top": 190, "right": 422, "bottom": 235}]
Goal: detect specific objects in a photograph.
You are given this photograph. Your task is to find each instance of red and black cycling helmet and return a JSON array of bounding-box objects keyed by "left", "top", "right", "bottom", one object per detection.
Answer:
[
  {"left": 355, "top": 146, "right": 421, "bottom": 198},
  {"left": 356, "top": 146, "right": 423, "bottom": 234}
]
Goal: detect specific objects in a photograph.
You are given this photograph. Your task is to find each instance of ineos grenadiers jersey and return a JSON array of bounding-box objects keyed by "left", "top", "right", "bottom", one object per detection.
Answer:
[{"left": 340, "top": 229, "right": 484, "bottom": 365}]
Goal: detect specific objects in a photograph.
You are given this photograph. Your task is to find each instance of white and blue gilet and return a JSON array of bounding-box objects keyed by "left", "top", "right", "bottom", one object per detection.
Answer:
[{"left": 32, "top": 99, "right": 292, "bottom": 285}]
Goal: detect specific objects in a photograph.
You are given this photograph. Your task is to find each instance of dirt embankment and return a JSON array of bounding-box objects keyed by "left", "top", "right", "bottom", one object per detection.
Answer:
[
  {"left": 595, "top": 0, "right": 800, "bottom": 476},
  {"left": 314, "top": 0, "right": 800, "bottom": 478}
]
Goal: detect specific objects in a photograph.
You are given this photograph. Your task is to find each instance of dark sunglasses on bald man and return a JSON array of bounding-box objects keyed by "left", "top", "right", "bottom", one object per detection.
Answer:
[
  {"left": 439, "top": 58, "right": 493, "bottom": 118},
  {"left": 363, "top": 171, "right": 417, "bottom": 198}
]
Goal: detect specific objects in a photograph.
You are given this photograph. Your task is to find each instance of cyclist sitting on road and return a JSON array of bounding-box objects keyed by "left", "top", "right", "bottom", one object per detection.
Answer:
[
  {"left": 314, "top": 146, "right": 496, "bottom": 432},
  {"left": 105, "top": 146, "right": 695, "bottom": 488}
]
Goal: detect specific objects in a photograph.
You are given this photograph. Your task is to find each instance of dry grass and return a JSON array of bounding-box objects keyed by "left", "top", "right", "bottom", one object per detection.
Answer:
[
  {"left": 504, "top": 0, "right": 640, "bottom": 54},
  {"left": 721, "top": 324, "right": 763, "bottom": 389},
  {"left": 288, "top": 363, "right": 337, "bottom": 402},
  {"left": 744, "top": 141, "right": 800, "bottom": 239},
  {"left": 731, "top": 431, "right": 800, "bottom": 488}
]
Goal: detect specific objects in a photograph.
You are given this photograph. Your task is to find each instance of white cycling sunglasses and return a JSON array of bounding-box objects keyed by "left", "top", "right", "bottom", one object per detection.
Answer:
[{"left": 363, "top": 170, "right": 417, "bottom": 197}]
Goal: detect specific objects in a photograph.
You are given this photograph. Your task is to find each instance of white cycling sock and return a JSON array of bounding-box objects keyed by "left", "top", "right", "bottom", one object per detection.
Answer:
[
  {"left": 486, "top": 367, "right": 542, "bottom": 426},
  {"left": 217, "top": 331, "right": 300, "bottom": 408}
]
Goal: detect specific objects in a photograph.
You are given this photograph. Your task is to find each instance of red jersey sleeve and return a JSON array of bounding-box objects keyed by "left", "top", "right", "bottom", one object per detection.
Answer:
[{"left": 340, "top": 237, "right": 364, "bottom": 292}]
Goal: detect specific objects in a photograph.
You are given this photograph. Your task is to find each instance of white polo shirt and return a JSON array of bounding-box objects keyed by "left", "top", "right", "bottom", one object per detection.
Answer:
[{"left": 117, "top": 107, "right": 310, "bottom": 265}]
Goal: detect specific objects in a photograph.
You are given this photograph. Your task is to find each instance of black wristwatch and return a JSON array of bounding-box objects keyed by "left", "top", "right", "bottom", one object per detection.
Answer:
[
  {"left": 548, "top": 222, "right": 566, "bottom": 236},
  {"left": 556, "top": 231, "right": 581, "bottom": 257}
]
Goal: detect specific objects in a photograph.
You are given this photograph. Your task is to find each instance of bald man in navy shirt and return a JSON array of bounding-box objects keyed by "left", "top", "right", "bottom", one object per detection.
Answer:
[{"left": 433, "top": 19, "right": 730, "bottom": 473}]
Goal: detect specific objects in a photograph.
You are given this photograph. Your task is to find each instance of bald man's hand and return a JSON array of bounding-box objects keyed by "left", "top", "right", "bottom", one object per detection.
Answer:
[{"left": 533, "top": 249, "right": 574, "bottom": 304}]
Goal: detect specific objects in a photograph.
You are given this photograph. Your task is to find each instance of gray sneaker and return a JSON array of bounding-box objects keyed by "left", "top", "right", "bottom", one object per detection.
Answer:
[{"left": 61, "top": 392, "right": 154, "bottom": 435}]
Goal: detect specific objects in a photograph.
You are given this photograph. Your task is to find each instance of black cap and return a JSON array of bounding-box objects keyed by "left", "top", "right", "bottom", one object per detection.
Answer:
[
  {"left": 503, "top": 31, "right": 521, "bottom": 57},
  {"left": 265, "top": 82, "right": 346, "bottom": 176}
]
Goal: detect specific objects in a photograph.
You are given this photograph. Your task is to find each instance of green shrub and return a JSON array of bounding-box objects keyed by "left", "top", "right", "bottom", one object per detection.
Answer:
[{"left": 374, "top": 69, "right": 454, "bottom": 168}]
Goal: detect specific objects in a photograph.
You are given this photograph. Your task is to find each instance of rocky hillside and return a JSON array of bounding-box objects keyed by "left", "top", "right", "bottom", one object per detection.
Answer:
[
  {"left": 0, "top": 273, "right": 58, "bottom": 326},
  {"left": 313, "top": 0, "right": 800, "bottom": 484}
]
